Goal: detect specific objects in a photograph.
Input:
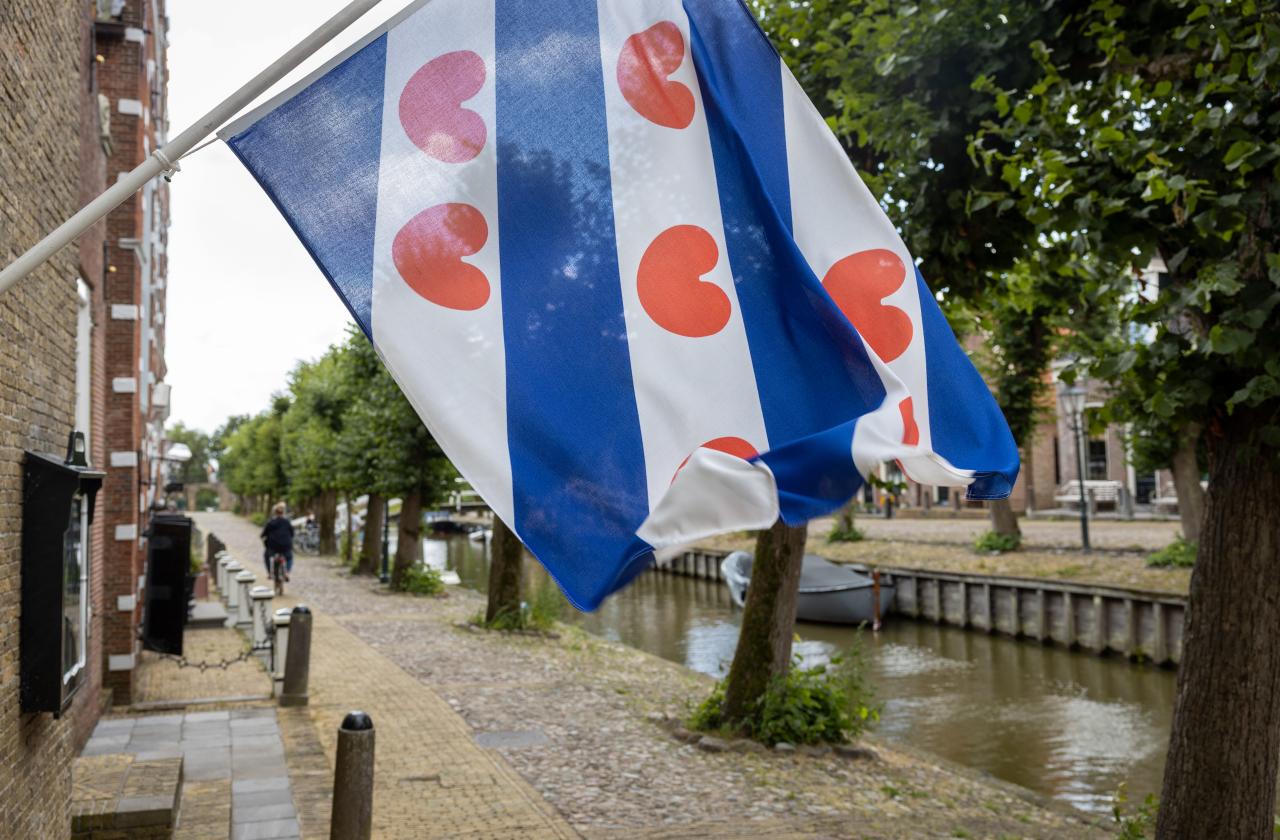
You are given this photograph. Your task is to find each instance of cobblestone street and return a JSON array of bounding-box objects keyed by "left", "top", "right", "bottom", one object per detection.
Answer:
[{"left": 197, "top": 512, "right": 1107, "bottom": 839}]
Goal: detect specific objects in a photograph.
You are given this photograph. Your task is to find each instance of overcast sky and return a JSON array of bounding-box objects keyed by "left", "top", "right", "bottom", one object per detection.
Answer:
[{"left": 164, "top": 0, "right": 416, "bottom": 434}]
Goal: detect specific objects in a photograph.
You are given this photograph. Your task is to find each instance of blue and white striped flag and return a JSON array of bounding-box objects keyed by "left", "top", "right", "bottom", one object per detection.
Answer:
[{"left": 221, "top": 0, "right": 1019, "bottom": 610}]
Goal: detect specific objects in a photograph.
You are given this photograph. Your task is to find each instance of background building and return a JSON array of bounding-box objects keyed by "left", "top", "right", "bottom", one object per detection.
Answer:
[{"left": 0, "top": 0, "right": 169, "bottom": 832}]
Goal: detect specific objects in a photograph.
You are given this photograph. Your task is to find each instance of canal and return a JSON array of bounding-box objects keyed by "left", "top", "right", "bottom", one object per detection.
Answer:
[{"left": 425, "top": 535, "right": 1176, "bottom": 815}]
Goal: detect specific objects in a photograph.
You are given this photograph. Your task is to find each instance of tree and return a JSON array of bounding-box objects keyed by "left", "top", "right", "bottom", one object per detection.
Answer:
[
  {"left": 757, "top": 0, "right": 1079, "bottom": 538},
  {"left": 163, "top": 421, "right": 212, "bottom": 486},
  {"left": 219, "top": 400, "right": 288, "bottom": 513},
  {"left": 334, "top": 328, "right": 453, "bottom": 589},
  {"left": 280, "top": 351, "right": 352, "bottom": 554},
  {"left": 972, "top": 2, "right": 1280, "bottom": 833},
  {"left": 486, "top": 517, "right": 523, "bottom": 625},
  {"left": 720, "top": 520, "right": 808, "bottom": 723}
]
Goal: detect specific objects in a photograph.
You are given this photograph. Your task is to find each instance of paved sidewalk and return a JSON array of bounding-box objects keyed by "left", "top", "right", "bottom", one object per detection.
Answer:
[
  {"left": 81, "top": 709, "right": 299, "bottom": 840},
  {"left": 200, "top": 512, "right": 577, "bottom": 840}
]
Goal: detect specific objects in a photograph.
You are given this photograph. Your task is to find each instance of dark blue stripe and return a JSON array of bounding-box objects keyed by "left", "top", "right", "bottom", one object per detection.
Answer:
[
  {"left": 683, "top": 1, "right": 886, "bottom": 446},
  {"left": 228, "top": 36, "right": 387, "bottom": 338},
  {"left": 916, "top": 269, "right": 1020, "bottom": 498},
  {"left": 758, "top": 420, "right": 864, "bottom": 523},
  {"left": 495, "top": 0, "right": 651, "bottom": 611}
]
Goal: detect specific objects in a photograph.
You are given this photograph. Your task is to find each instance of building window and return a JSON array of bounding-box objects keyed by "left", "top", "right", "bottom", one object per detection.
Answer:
[{"left": 1088, "top": 439, "right": 1108, "bottom": 480}]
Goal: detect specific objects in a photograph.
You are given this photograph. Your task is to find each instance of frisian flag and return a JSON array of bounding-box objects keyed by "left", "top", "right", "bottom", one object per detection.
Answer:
[{"left": 220, "top": 0, "right": 1020, "bottom": 610}]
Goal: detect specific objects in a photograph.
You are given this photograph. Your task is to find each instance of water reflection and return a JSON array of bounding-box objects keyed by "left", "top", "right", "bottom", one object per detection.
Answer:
[{"left": 431, "top": 535, "right": 1175, "bottom": 813}]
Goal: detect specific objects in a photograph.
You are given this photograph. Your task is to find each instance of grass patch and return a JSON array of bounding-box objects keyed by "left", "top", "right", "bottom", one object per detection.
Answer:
[
  {"left": 471, "top": 580, "right": 565, "bottom": 633},
  {"left": 391, "top": 565, "right": 445, "bottom": 596},
  {"left": 1147, "top": 536, "right": 1196, "bottom": 568},
  {"left": 973, "top": 530, "right": 1021, "bottom": 554},
  {"left": 690, "top": 642, "right": 880, "bottom": 746},
  {"left": 827, "top": 523, "right": 866, "bottom": 543}
]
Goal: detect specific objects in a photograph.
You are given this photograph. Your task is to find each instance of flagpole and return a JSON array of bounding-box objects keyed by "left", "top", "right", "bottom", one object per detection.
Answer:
[{"left": 0, "top": 0, "right": 387, "bottom": 297}]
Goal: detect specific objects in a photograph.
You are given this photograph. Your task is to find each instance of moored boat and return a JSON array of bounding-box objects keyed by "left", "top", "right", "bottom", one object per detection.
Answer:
[{"left": 720, "top": 551, "right": 894, "bottom": 625}]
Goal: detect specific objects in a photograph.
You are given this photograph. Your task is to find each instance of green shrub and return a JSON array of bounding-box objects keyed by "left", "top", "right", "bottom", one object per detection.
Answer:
[
  {"left": 250, "top": 511, "right": 268, "bottom": 527},
  {"left": 392, "top": 565, "right": 444, "bottom": 596},
  {"left": 973, "top": 530, "right": 1021, "bottom": 553},
  {"left": 1111, "top": 784, "right": 1157, "bottom": 839},
  {"left": 477, "top": 581, "right": 565, "bottom": 633},
  {"left": 690, "top": 644, "right": 880, "bottom": 746},
  {"left": 1147, "top": 536, "right": 1197, "bottom": 568},
  {"left": 827, "top": 523, "right": 866, "bottom": 543}
]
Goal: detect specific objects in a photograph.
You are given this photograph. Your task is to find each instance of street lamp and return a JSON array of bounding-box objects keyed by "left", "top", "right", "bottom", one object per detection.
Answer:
[{"left": 1059, "top": 383, "right": 1092, "bottom": 553}]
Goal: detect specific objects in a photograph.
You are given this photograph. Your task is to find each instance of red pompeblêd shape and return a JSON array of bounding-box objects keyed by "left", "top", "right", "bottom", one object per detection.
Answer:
[
  {"left": 392, "top": 203, "right": 490, "bottom": 311},
  {"left": 899, "top": 397, "right": 920, "bottom": 446},
  {"left": 674, "top": 436, "right": 760, "bottom": 482},
  {"left": 638, "top": 225, "right": 730, "bottom": 338},
  {"left": 617, "top": 21, "right": 696, "bottom": 129},
  {"left": 822, "top": 248, "right": 914, "bottom": 362},
  {"left": 399, "top": 50, "right": 487, "bottom": 163}
]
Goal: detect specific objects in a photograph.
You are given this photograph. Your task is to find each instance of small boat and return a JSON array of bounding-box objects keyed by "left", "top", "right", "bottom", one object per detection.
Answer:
[
  {"left": 467, "top": 528, "right": 492, "bottom": 543},
  {"left": 720, "top": 551, "right": 894, "bottom": 625}
]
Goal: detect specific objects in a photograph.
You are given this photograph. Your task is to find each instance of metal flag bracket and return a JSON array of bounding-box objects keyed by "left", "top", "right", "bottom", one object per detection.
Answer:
[{"left": 152, "top": 148, "right": 182, "bottom": 182}]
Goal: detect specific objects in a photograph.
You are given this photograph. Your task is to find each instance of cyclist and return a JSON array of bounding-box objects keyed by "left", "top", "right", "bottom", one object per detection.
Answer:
[{"left": 260, "top": 502, "right": 294, "bottom": 582}]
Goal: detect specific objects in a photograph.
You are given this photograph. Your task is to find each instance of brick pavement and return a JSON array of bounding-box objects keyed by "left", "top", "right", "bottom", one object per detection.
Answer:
[
  {"left": 132, "top": 625, "right": 273, "bottom": 707},
  {"left": 204, "top": 513, "right": 578, "bottom": 840}
]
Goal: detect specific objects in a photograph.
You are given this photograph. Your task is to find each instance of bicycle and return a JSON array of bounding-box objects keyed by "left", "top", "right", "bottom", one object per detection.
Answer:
[
  {"left": 270, "top": 552, "right": 288, "bottom": 596},
  {"left": 295, "top": 527, "right": 320, "bottom": 555}
]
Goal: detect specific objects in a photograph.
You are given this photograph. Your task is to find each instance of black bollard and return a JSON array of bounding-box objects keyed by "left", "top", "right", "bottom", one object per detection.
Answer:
[
  {"left": 330, "top": 711, "right": 375, "bottom": 840},
  {"left": 280, "top": 605, "right": 312, "bottom": 707}
]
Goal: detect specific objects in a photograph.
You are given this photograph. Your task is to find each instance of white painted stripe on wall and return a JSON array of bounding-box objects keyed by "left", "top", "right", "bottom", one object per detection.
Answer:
[
  {"left": 117, "top": 595, "right": 137, "bottom": 612},
  {"left": 108, "top": 654, "right": 136, "bottom": 672},
  {"left": 112, "top": 377, "right": 137, "bottom": 393},
  {"left": 597, "top": 0, "right": 769, "bottom": 511},
  {"left": 117, "top": 98, "right": 143, "bottom": 116},
  {"left": 370, "top": 0, "right": 514, "bottom": 526},
  {"left": 124, "top": 27, "right": 146, "bottom": 43},
  {"left": 110, "top": 451, "right": 138, "bottom": 468},
  {"left": 115, "top": 524, "right": 138, "bottom": 541},
  {"left": 111, "top": 304, "right": 139, "bottom": 320}
]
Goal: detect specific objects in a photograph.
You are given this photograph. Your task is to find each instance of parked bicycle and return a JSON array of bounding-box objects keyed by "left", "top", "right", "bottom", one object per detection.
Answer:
[{"left": 295, "top": 525, "right": 320, "bottom": 555}]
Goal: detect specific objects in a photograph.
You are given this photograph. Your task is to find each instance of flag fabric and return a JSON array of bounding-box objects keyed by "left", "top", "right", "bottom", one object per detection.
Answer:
[{"left": 221, "top": 0, "right": 1019, "bottom": 610}]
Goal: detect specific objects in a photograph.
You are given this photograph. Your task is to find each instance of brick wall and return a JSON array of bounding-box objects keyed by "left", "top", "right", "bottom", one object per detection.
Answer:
[
  {"left": 72, "top": 6, "right": 113, "bottom": 753},
  {"left": 0, "top": 1, "right": 94, "bottom": 835}
]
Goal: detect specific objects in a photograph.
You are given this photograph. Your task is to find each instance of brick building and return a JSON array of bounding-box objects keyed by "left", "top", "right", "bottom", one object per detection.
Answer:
[
  {"left": 0, "top": 0, "right": 169, "bottom": 834},
  {"left": 95, "top": 0, "right": 172, "bottom": 706}
]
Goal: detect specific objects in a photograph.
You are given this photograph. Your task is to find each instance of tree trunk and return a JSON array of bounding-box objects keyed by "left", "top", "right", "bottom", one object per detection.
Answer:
[
  {"left": 390, "top": 490, "right": 422, "bottom": 590},
  {"left": 837, "top": 502, "right": 856, "bottom": 534},
  {"left": 1170, "top": 422, "right": 1205, "bottom": 544},
  {"left": 357, "top": 494, "right": 384, "bottom": 576},
  {"left": 1023, "top": 443, "right": 1037, "bottom": 513},
  {"left": 1156, "top": 411, "right": 1280, "bottom": 839},
  {"left": 988, "top": 497, "right": 1021, "bottom": 538},
  {"left": 721, "top": 520, "right": 808, "bottom": 725},
  {"left": 342, "top": 493, "right": 354, "bottom": 566},
  {"left": 318, "top": 488, "right": 339, "bottom": 555},
  {"left": 485, "top": 517, "right": 523, "bottom": 624}
]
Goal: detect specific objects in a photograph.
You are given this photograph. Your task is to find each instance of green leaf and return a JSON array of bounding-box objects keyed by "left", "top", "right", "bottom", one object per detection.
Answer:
[{"left": 1223, "top": 140, "right": 1258, "bottom": 169}]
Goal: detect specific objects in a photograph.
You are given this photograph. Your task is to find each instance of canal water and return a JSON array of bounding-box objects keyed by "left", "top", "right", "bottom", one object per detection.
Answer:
[{"left": 425, "top": 535, "right": 1176, "bottom": 815}]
